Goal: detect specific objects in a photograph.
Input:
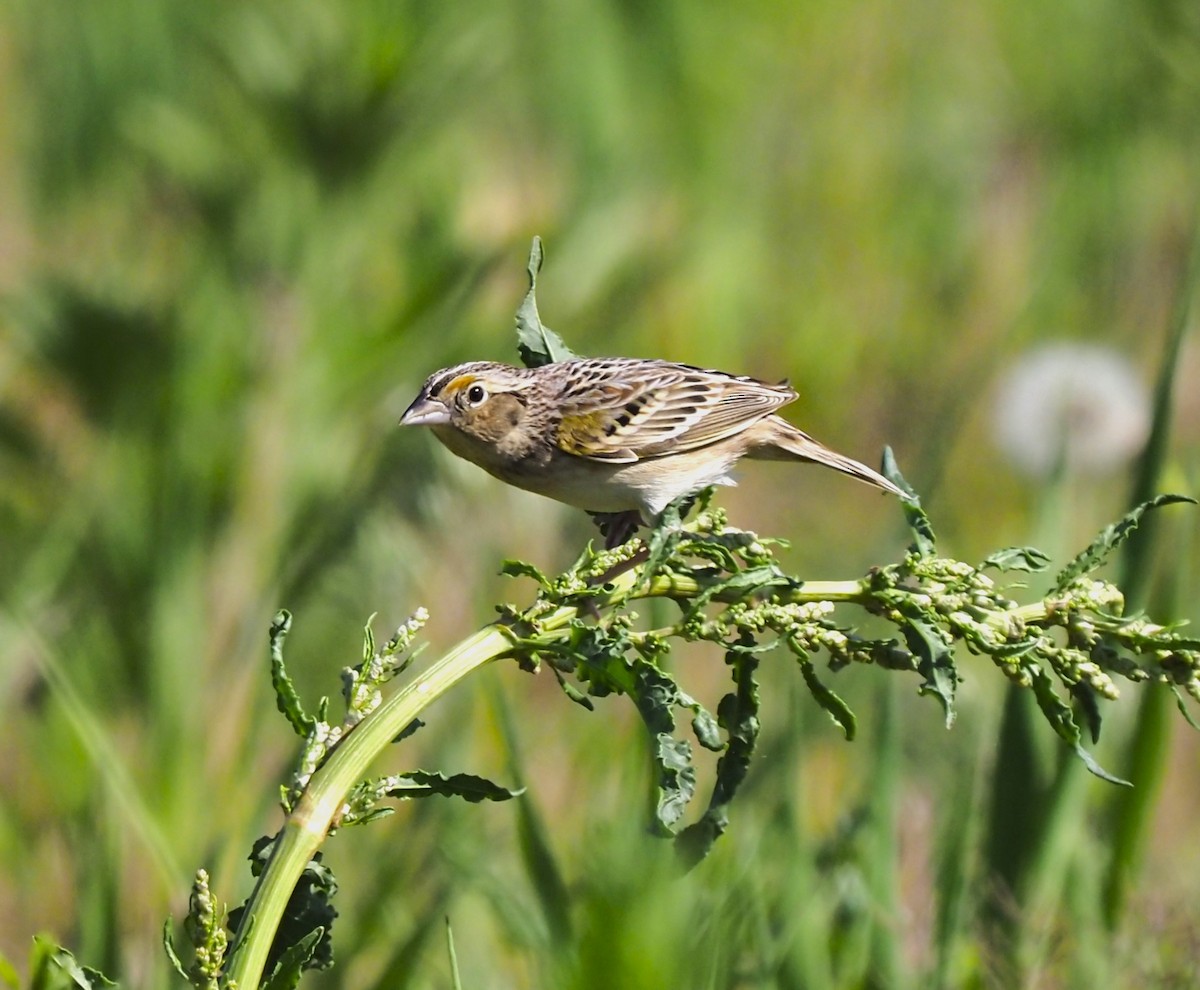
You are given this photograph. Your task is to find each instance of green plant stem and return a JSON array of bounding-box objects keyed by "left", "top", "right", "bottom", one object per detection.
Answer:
[
  {"left": 216, "top": 517, "right": 1189, "bottom": 987},
  {"left": 222, "top": 566, "right": 660, "bottom": 989},
  {"left": 220, "top": 565, "right": 867, "bottom": 988},
  {"left": 645, "top": 573, "right": 866, "bottom": 603},
  {"left": 223, "top": 623, "right": 512, "bottom": 989}
]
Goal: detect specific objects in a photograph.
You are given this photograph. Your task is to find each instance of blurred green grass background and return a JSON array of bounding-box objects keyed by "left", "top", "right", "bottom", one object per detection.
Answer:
[{"left": 1, "top": 0, "right": 1199, "bottom": 986}]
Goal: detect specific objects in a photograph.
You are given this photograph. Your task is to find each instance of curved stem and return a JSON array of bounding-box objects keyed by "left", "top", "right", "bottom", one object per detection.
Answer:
[
  {"left": 223, "top": 574, "right": 646, "bottom": 988},
  {"left": 224, "top": 624, "right": 513, "bottom": 988}
]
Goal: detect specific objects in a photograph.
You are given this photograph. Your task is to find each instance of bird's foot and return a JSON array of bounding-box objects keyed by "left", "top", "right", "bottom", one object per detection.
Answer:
[{"left": 589, "top": 510, "right": 645, "bottom": 550}]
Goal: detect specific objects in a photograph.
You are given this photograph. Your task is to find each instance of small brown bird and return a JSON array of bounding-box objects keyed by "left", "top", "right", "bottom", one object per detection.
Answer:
[{"left": 401, "top": 358, "right": 903, "bottom": 545}]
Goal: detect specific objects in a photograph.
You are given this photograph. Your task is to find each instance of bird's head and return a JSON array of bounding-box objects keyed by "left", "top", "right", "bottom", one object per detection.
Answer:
[{"left": 400, "top": 361, "right": 537, "bottom": 447}]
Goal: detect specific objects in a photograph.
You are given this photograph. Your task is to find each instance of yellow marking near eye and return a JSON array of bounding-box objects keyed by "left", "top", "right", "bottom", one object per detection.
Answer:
[{"left": 446, "top": 374, "right": 479, "bottom": 393}]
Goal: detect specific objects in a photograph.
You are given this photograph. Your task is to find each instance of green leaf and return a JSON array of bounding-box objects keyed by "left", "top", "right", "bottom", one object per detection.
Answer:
[
  {"left": 446, "top": 918, "right": 463, "bottom": 990},
  {"left": 691, "top": 707, "right": 722, "bottom": 751},
  {"left": 162, "top": 921, "right": 188, "bottom": 982},
  {"left": 361, "top": 614, "right": 376, "bottom": 665},
  {"left": 1074, "top": 743, "right": 1132, "bottom": 787},
  {"left": 0, "top": 950, "right": 18, "bottom": 989},
  {"left": 545, "top": 620, "right": 719, "bottom": 837},
  {"left": 261, "top": 930, "right": 324, "bottom": 990},
  {"left": 228, "top": 837, "right": 336, "bottom": 977},
  {"left": 269, "top": 610, "right": 315, "bottom": 738},
  {"left": 797, "top": 655, "right": 857, "bottom": 740},
  {"left": 383, "top": 770, "right": 521, "bottom": 803},
  {"left": 980, "top": 547, "right": 1052, "bottom": 573},
  {"left": 990, "top": 638, "right": 1041, "bottom": 660},
  {"left": 675, "top": 647, "right": 761, "bottom": 868},
  {"left": 551, "top": 667, "right": 595, "bottom": 709},
  {"left": 1024, "top": 663, "right": 1130, "bottom": 784},
  {"left": 1025, "top": 661, "right": 1078, "bottom": 744},
  {"left": 500, "top": 559, "right": 551, "bottom": 588},
  {"left": 29, "top": 939, "right": 117, "bottom": 989},
  {"left": 902, "top": 618, "right": 957, "bottom": 727},
  {"left": 882, "top": 447, "right": 935, "bottom": 556},
  {"left": 1171, "top": 686, "right": 1200, "bottom": 731},
  {"left": 680, "top": 563, "right": 790, "bottom": 623},
  {"left": 514, "top": 236, "right": 578, "bottom": 368},
  {"left": 642, "top": 495, "right": 689, "bottom": 584},
  {"left": 349, "top": 807, "right": 395, "bottom": 826},
  {"left": 629, "top": 658, "right": 697, "bottom": 832},
  {"left": 653, "top": 735, "right": 697, "bottom": 831},
  {"left": 1053, "top": 494, "right": 1196, "bottom": 591},
  {"left": 1072, "top": 682, "right": 1103, "bottom": 744},
  {"left": 563, "top": 622, "right": 638, "bottom": 698}
]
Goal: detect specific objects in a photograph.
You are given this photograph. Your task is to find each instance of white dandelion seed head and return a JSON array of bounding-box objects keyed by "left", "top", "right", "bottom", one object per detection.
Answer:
[{"left": 991, "top": 342, "right": 1150, "bottom": 479}]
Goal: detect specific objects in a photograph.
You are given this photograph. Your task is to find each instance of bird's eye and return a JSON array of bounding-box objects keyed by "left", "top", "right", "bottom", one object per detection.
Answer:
[{"left": 466, "top": 383, "right": 488, "bottom": 406}]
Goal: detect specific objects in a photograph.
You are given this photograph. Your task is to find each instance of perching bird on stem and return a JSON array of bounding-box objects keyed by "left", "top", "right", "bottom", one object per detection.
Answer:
[{"left": 401, "top": 357, "right": 903, "bottom": 546}]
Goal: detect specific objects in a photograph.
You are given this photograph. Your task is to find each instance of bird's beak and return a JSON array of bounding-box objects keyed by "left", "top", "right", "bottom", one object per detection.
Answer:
[{"left": 399, "top": 395, "right": 452, "bottom": 427}]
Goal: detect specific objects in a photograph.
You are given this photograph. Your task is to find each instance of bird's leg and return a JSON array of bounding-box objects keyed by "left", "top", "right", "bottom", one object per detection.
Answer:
[{"left": 588, "top": 510, "right": 645, "bottom": 550}]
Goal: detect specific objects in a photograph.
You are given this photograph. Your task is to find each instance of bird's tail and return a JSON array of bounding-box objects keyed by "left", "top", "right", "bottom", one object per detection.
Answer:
[{"left": 750, "top": 417, "right": 907, "bottom": 498}]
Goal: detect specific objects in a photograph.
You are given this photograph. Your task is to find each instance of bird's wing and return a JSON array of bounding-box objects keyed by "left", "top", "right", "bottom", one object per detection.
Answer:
[{"left": 553, "top": 360, "right": 796, "bottom": 463}]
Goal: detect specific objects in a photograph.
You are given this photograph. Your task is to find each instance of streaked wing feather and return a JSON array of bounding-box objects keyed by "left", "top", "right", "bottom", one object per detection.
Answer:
[{"left": 554, "top": 360, "right": 795, "bottom": 461}]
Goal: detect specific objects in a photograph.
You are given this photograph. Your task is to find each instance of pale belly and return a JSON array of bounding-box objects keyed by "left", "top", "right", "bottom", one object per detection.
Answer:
[
  {"left": 490, "top": 447, "right": 738, "bottom": 517},
  {"left": 430, "top": 424, "right": 737, "bottom": 518}
]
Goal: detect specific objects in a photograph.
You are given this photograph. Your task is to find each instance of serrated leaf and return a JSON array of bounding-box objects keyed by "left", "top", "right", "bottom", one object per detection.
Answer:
[
  {"left": 567, "top": 624, "right": 637, "bottom": 697},
  {"left": 261, "top": 930, "right": 325, "bottom": 990},
  {"left": 642, "top": 496, "right": 688, "bottom": 583},
  {"left": 229, "top": 841, "right": 336, "bottom": 977},
  {"left": 990, "top": 638, "right": 1040, "bottom": 659},
  {"left": 882, "top": 446, "right": 935, "bottom": 556},
  {"left": 385, "top": 770, "right": 522, "bottom": 803},
  {"left": 654, "top": 735, "right": 697, "bottom": 831},
  {"left": 29, "top": 939, "right": 117, "bottom": 989},
  {"left": 514, "top": 236, "right": 578, "bottom": 368},
  {"left": 709, "top": 564, "right": 790, "bottom": 598},
  {"left": 628, "top": 658, "right": 699, "bottom": 832},
  {"left": 903, "top": 617, "right": 957, "bottom": 727},
  {"left": 1023, "top": 666, "right": 1130, "bottom": 782},
  {"left": 681, "top": 563, "right": 789, "bottom": 622},
  {"left": 675, "top": 648, "right": 761, "bottom": 868},
  {"left": 691, "top": 707, "right": 722, "bottom": 751},
  {"left": 269, "top": 610, "right": 315, "bottom": 737},
  {"left": 629, "top": 659, "right": 680, "bottom": 734},
  {"left": 980, "top": 547, "right": 1052, "bottom": 573},
  {"left": 500, "top": 559, "right": 551, "bottom": 588},
  {"left": 1054, "top": 494, "right": 1196, "bottom": 591},
  {"left": 686, "top": 539, "right": 741, "bottom": 572},
  {"left": 1026, "top": 661, "right": 1079, "bottom": 744},
  {"left": 797, "top": 656, "right": 856, "bottom": 740}
]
